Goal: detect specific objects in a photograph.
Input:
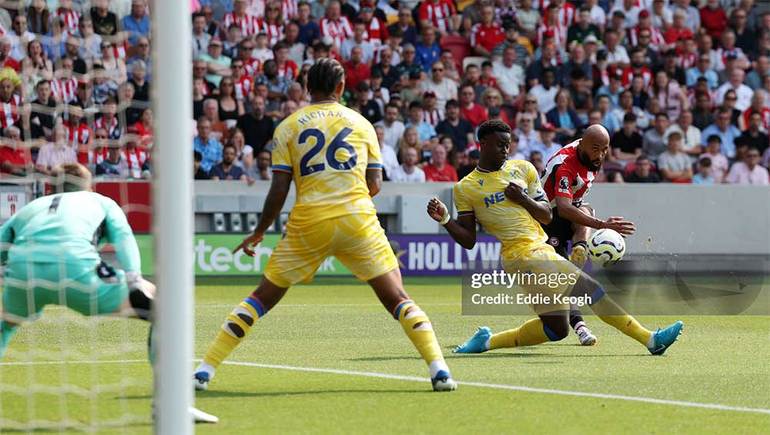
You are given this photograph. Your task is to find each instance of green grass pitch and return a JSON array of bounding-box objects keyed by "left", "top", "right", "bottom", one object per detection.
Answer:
[{"left": 1, "top": 277, "right": 769, "bottom": 433}]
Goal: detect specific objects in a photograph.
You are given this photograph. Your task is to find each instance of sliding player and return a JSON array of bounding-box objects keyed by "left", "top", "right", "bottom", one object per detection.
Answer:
[
  {"left": 540, "top": 126, "right": 636, "bottom": 346},
  {"left": 0, "top": 163, "right": 217, "bottom": 423},
  {"left": 427, "top": 120, "right": 682, "bottom": 356},
  {"left": 193, "top": 58, "right": 456, "bottom": 392}
]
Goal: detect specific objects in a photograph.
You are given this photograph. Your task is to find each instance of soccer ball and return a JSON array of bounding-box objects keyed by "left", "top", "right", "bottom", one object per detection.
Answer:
[{"left": 588, "top": 229, "right": 626, "bottom": 266}]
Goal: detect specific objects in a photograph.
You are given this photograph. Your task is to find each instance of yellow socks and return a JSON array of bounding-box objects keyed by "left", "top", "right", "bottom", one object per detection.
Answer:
[
  {"left": 394, "top": 300, "right": 449, "bottom": 378},
  {"left": 592, "top": 298, "right": 652, "bottom": 346},
  {"left": 489, "top": 318, "right": 551, "bottom": 350},
  {"left": 201, "top": 297, "right": 266, "bottom": 369}
]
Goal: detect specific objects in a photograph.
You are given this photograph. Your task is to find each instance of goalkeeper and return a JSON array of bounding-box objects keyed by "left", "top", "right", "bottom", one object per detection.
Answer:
[{"left": 0, "top": 163, "right": 216, "bottom": 424}]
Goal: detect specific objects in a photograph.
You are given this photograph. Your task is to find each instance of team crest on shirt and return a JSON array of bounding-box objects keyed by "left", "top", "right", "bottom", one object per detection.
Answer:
[{"left": 477, "top": 179, "right": 484, "bottom": 186}]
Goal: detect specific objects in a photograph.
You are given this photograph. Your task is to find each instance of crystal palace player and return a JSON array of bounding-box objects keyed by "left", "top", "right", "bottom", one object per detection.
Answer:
[
  {"left": 540, "top": 125, "right": 636, "bottom": 345},
  {"left": 194, "top": 58, "right": 456, "bottom": 392},
  {"left": 428, "top": 120, "right": 683, "bottom": 356}
]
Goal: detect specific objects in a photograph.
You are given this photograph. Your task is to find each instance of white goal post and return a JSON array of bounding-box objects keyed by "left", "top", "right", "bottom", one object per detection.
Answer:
[{"left": 151, "top": 0, "right": 194, "bottom": 433}]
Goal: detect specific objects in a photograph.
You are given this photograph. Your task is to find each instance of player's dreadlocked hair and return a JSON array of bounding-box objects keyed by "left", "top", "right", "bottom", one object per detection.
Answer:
[
  {"left": 307, "top": 58, "right": 345, "bottom": 98},
  {"left": 476, "top": 119, "right": 512, "bottom": 141}
]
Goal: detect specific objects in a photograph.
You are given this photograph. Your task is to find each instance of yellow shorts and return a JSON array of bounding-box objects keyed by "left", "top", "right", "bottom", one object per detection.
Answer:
[
  {"left": 501, "top": 244, "right": 582, "bottom": 315},
  {"left": 263, "top": 213, "right": 399, "bottom": 288}
]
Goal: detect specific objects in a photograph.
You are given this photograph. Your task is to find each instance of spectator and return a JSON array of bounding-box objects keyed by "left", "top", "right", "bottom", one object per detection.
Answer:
[
  {"left": 373, "top": 125, "right": 398, "bottom": 180},
  {"left": 123, "top": 0, "right": 151, "bottom": 46},
  {"left": 78, "top": 17, "right": 103, "bottom": 63},
  {"left": 643, "top": 112, "right": 671, "bottom": 162},
  {"left": 493, "top": 46, "right": 525, "bottom": 103},
  {"left": 405, "top": 101, "right": 436, "bottom": 146},
  {"left": 436, "top": 99, "right": 474, "bottom": 154},
  {"left": 716, "top": 68, "right": 753, "bottom": 111},
  {"left": 217, "top": 77, "right": 245, "bottom": 122},
  {"left": 36, "top": 123, "right": 78, "bottom": 175},
  {"left": 199, "top": 38, "right": 231, "bottom": 87},
  {"left": 613, "top": 90, "right": 650, "bottom": 130},
  {"left": 395, "top": 44, "right": 422, "bottom": 82},
  {"left": 664, "top": 111, "right": 703, "bottom": 161},
  {"left": 192, "top": 12, "right": 212, "bottom": 59},
  {"left": 651, "top": 70, "right": 687, "bottom": 121},
  {"left": 746, "top": 55, "right": 769, "bottom": 91},
  {"left": 343, "top": 46, "right": 370, "bottom": 92},
  {"left": 514, "top": 114, "right": 540, "bottom": 157},
  {"left": 91, "top": 64, "right": 119, "bottom": 105},
  {"left": 692, "top": 157, "right": 716, "bottom": 185},
  {"left": 702, "top": 135, "right": 730, "bottom": 182},
  {"left": 415, "top": 26, "right": 441, "bottom": 73},
  {"left": 90, "top": 0, "right": 119, "bottom": 36},
  {"left": 388, "top": 7, "right": 418, "bottom": 46},
  {"left": 546, "top": 89, "right": 582, "bottom": 143},
  {"left": 736, "top": 112, "right": 769, "bottom": 155},
  {"left": 128, "top": 37, "right": 152, "bottom": 83},
  {"left": 529, "top": 150, "right": 545, "bottom": 175},
  {"left": 210, "top": 143, "right": 247, "bottom": 181},
  {"left": 534, "top": 123, "right": 562, "bottom": 160},
  {"left": 194, "top": 150, "right": 209, "bottom": 180},
  {"left": 596, "top": 95, "right": 620, "bottom": 134},
  {"left": 390, "top": 146, "right": 425, "bottom": 182},
  {"left": 658, "top": 132, "right": 693, "bottom": 183},
  {"left": 459, "top": 84, "right": 487, "bottom": 128},
  {"left": 99, "top": 40, "right": 128, "bottom": 84},
  {"left": 421, "top": 92, "right": 442, "bottom": 127},
  {"left": 423, "top": 144, "right": 457, "bottom": 182},
  {"left": 341, "top": 19, "right": 375, "bottom": 63},
  {"left": 701, "top": 108, "right": 742, "bottom": 159},
  {"left": 516, "top": 0, "right": 540, "bottom": 37},
  {"left": 417, "top": 0, "right": 459, "bottom": 36},
  {"left": 419, "top": 61, "right": 456, "bottom": 112},
  {"left": 375, "top": 103, "right": 405, "bottom": 152},
  {"left": 739, "top": 90, "right": 770, "bottom": 131},
  {"left": 353, "top": 82, "right": 382, "bottom": 124},
  {"left": 596, "top": 67, "right": 625, "bottom": 109},
  {"left": 625, "top": 154, "right": 661, "bottom": 183},
  {"left": 0, "top": 126, "right": 32, "bottom": 176},
  {"left": 700, "top": 0, "right": 728, "bottom": 40},
  {"left": 95, "top": 145, "right": 129, "bottom": 178},
  {"left": 568, "top": 7, "right": 601, "bottom": 45},
  {"left": 194, "top": 117, "right": 223, "bottom": 173},
  {"left": 686, "top": 52, "right": 719, "bottom": 89},
  {"left": 692, "top": 91, "right": 715, "bottom": 130},
  {"left": 130, "top": 107, "right": 153, "bottom": 147},
  {"left": 296, "top": 1, "right": 321, "bottom": 46},
  {"left": 236, "top": 94, "right": 273, "bottom": 153},
  {"left": 611, "top": 113, "right": 643, "bottom": 164},
  {"left": 371, "top": 46, "right": 400, "bottom": 90},
  {"left": 8, "top": 14, "right": 35, "bottom": 61},
  {"left": 29, "top": 79, "right": 57, "bottom": 139},
  {"left": 62, "top": 37, "right": 88, "bottom": 75},
  {"left": 726, "top": 146, "right": 769, "bottom": 184},
  {"left": 247, "top": 149, "right": 272, "bottom": 181},
  {"left": 128, "top": 60, "right": 149, "bottom": 102},
  {"left": 319, "top": 0, "right": 353, "bottom": 49},
  {"left": 470, "top": 4, "right": 504, "bottom": 58}
]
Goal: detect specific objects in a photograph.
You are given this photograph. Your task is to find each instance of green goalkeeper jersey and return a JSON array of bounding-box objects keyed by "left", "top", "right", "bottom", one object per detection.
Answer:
[{"left": 0, "top": 191, "right": 141, "bottom": 273}]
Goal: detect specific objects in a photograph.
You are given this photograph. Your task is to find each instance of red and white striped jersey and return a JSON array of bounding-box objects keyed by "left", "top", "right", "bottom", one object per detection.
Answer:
[
  {"left": 678, "top": 51, "right": 698, "bottom": 70},
  {"left": 56, "top": 8, "right": 80, "bottom": 35},
  {"left": 364, "top": 18, "right": 388, "bottom": 47},
  {"left": 0, "top": 94, "right": 20, "bottom": 129},
  {"left": 256, "top": 18, "right": 284, "bottom": 46},
  {"left": 223, "top": 12, "right": 260, "bottom": 36},
  {"left": 123, "top": 147, "right": 147, "bottom": 178},
  {"left": 541, "top": 141, "right": 595, "bottom": 207},
  {"left": 52, "top": 78, "right": 78, "bottom": 103},
  {"left": 628, "top": 26, "right": 665, "bottom": 50},
  {"left": 537, "top": 23, "right": 567, "bottom": 48},
  {"left": 65, "top": 121, "right": 91, "bottom": 146},
  {"left": 320, "top": 16, "right": 353, "bottom": 48},
  {"left": 282, "top": 0, "right": 298, "bottom": 21},
  {"left": 95, "top": 116, "right": 121, "bottom": 139},
  {"left": 417, "top": 0, "right": 457, "bottom": 34},
  {"left": 234, "top": 75, "right": 253, "bottom": 101},
  {"left": 620, "top": 66, "right": 652, "bottom": 88},
  {"left": 422, "top": 108, "right": 443, "bottom": 127},
  {"left": 82, "top": 147, "right": 106, "bottom": 167},
  {"left": 111, "top": 42, "right": 127, "bottom": 60},
  {"left": 243, "top": 57, "right": 262, "bottom": 77},
  {"left": 277, "top": 59, "right": 298, "bottom": 80}
]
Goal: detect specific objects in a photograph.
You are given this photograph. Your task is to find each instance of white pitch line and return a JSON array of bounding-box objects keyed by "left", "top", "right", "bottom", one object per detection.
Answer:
[
  {"left": 221, "top": 360, "right": 770, "bottom": 416},
  {"left": 2, "top": 359, "right": 770, "bottom": 417}
]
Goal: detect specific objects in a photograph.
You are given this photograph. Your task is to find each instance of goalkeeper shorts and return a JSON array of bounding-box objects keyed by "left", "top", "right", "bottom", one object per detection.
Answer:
[{"left": 2, "top": 259, "right": 128, "bottom": 321}]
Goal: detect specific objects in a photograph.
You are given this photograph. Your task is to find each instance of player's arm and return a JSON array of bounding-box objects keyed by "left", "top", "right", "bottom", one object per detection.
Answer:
[
  {"left": 427, "top": 196, "right": 476, "bottom": 249},
  {"left": 555, "top": 196, "right": 635, "bottom": 236},
  {"left": 234, "top": 170, "right": 292, "bottom": 256},
  {"left": 505, "top": 183, "right": 552, "bottom": 224},
  {"left": 366, "top": 168, "right": 382, "bottom": 197},
  {"left": 102, "top": 198, "right": 142, "bottom": 274}
]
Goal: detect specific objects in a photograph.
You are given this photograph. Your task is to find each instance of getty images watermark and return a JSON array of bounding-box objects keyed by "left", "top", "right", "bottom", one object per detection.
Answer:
[{"left": 463, "top": 265, "right": 587, "bottom": 315}]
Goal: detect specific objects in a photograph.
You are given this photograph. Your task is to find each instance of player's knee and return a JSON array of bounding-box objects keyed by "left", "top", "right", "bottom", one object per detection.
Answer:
[
  {"left": 541, "top": 313, "right": 570, "bottom": 341},
  {"left": 571, "top": 274, "right": 606, "bottom": 303}
]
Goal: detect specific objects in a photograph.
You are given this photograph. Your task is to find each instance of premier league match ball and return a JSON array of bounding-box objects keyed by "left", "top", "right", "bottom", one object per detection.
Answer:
[{"left": 588, "top": 229, "right": 626, "bottom": 266}]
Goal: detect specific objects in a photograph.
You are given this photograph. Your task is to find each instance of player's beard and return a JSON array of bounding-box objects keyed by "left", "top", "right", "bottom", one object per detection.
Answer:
[{"left": 578, "top": 149, "right": 602, "bottom": 172}]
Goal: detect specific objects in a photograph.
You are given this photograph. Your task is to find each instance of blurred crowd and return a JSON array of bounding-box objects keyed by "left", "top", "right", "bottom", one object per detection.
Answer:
[{"left": 1, "top": 0, "right": 768, "bottom": 185}]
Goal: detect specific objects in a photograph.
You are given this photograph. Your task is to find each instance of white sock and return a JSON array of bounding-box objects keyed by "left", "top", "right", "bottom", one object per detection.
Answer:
[
  {"left": 428, "top": 360, "right": 450, "bottom": 378},
  {"left": 484, "top": 337, "right": 491, "bottom": 351},
  {"left": 646, "top": 333, "right": 655, "bottom": 349},
  {"left": 196, "top": 362, "right": 216, "bottom": 378},
  {"left": 573, "top": 321, "right": 586, "bottom": 331}
]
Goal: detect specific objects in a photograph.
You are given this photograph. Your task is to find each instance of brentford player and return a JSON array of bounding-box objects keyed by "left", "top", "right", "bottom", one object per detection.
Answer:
[{"left": 541, "top": 125, "right": 636, "bottom": 345}]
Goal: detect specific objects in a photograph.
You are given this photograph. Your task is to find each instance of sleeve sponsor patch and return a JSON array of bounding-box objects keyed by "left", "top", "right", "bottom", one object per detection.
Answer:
[{"left": 558, "top": 175, "right": 571, "bottom": 193}]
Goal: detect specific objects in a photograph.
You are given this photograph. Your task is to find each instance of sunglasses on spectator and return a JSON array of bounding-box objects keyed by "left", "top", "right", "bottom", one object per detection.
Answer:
[
  {"left": 526, "top": 100, "right": 536, "bottom": 104},
  {"left": 432, "top": 68, "right": 444, "bottom": 72},
  {"left": 726, "top": 96, "right": 737, "bottom": 100},
  {"left": 96, "top": 135, "right": 108, "bottom": 139}
]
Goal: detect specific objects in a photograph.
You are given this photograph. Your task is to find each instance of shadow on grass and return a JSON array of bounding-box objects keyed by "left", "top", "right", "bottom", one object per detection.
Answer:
[{"left": 1, "top": 422, "right": 151, "bottom": 433}]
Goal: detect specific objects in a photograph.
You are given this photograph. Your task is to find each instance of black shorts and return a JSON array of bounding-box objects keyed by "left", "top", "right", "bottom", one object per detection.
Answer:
[{"left": 541, "top": 207, "right": 574, "bottom": 259}]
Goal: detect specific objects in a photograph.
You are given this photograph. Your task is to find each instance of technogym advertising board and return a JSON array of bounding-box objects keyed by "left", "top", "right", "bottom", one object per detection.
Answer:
[{"left": 134, "top": 234, "right": 503, "bottom": 277}]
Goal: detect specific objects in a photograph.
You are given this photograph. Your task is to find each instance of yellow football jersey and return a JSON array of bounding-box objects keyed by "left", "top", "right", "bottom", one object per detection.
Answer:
[
  {"left": 271, "top": 102, "right": 382, "bottom": 225},
  {"left": 454, "top": 159, "right": 549, "bottom": 259}
]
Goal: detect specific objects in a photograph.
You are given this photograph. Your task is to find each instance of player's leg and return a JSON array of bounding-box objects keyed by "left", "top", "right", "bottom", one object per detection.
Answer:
[
  {"left": 335, "top": 214, "right": 455, "bottom": 391},
  {"left": 195, "top": 220, "right": 328, "bottom": 389},
  {"left": 194, "top": 277, "right": 287, "bottom": 389},
  {"left": 543, "top": 208, "right": 596, "bottom": 345},
  {"left": 568, "top": 261, "right": 684, "bottom": 355},
  {"left": 456, "top": 311, "right": 571, "bottom": 354}
]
